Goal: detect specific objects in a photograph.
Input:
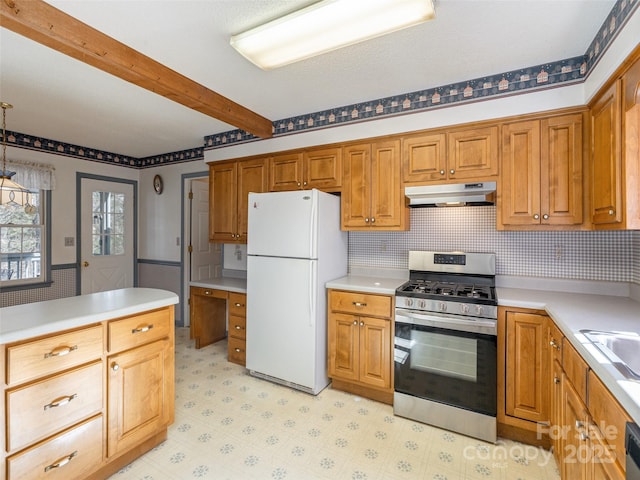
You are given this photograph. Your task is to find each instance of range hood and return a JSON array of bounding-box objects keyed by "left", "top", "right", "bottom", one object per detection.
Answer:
[{"left": 405, "top": 181, "right": 497, "bottom": 207}]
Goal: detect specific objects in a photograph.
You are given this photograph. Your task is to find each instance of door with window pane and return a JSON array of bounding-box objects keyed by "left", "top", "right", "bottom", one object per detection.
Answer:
[{"left": 81, "top": 178, "right": 134, "bottom": 294}]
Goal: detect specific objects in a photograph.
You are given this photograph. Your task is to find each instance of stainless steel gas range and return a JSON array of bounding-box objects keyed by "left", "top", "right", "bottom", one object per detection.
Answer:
[{"left": 393, "top": 251, "right": 498, "bottom": 443}]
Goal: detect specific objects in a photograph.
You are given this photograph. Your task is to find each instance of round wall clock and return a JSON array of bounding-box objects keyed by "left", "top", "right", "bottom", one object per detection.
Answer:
[{"left": 153, "top": 174, "right": 164, "bottom": 194}]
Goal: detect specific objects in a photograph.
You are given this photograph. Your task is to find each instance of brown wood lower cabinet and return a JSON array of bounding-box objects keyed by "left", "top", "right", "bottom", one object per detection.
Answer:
[
  {"left": 327, "top": 289, "right": 393, "bottom": 404},
  {"left": 499, "top": 306, "right": 632, "bottom": 479},
  {"left": 228, "top": 292, "right": 247, "bottom": 366},
  {"left": 1, "top": 305, "right": 175, "bottom": 480}
]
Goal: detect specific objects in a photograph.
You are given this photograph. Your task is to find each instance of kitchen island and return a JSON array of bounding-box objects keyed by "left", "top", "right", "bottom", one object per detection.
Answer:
[{"left": 0, "top": 288, "right": 178, "bottom": 480}]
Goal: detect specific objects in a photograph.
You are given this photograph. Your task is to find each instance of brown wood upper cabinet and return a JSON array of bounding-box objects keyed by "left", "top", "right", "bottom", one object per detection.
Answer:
[
  {"left": 402, "top": 125, "right": 498, "bottom": 184},
  {"left": 209, "top": 157, "right": 268, "bottom": 243},
  {"left": 499, "top": 111, "right": 585, "bottom": 229},
  {"left": 269, "top": 147, "right": 342, "bottom": 192},
  {"left": 590, "top": 49, "right": 640, "bottom": 230},
  {"left": 342, "top": 140, "right": 408, "bottom": 230}
]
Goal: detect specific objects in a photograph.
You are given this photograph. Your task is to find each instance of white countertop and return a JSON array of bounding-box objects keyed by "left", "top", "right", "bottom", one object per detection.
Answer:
[
  {"left": 190, "top": 277, "right": 247, "bottom": 293},
  {"left": 325, "top": 267, "right": 408, "bottom": 295},
  {"left": 498, "top": 286, "right": 640, "bottom": 425},
  {"left": 0, "top": 288, "right": 179, "bottom": 344}
]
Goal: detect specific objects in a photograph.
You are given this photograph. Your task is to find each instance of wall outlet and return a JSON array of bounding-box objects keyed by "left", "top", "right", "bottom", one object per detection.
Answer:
[{"left": 64, "top": 237, "right": 74, "bottom": 247}]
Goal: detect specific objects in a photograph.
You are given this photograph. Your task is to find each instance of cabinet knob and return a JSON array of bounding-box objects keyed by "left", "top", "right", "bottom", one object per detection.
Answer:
[
  {"left": 580, "top": 432, "right": 589, "bottom": 441},
  {"left": 553, "top": 376, "right": 560, "bottom": 384},
  {"left": 549, "top": 339, "right": 560, "bottom": 350},
  {"left": 364, "top": 217, "right": 369, "bottom": 223},
  {"left": 111, "top": 362, "right": 120, "bottom": 372},
  {"left": 235, "top": 325, "right": 243, "bottom": 330},
  {"left": 234, "top": 302, "right": 243, "bottom": 307},
  {"left": 205, "top": 290, "right": 211, "bottom": 295},
  {"left": 235, "top": 348, "right": 244, "bottom": 353},
  {"left": 297, "top": 182, "right": 301, "bottom": 187},
  {"left": 360, "top": 321, "right": 364, "bottom": 326},
  {"left": 575, "top": 420, "right": 584, "bottom": 429},
  {"left": 303, "top": 181, "right": 307, "bottom": 186},
  {"left": 370, "top": 217, "right": 375, "bottom": 223},
  {"left": 450, "top": 169, "right": 455, "bottom": 175},
  {"left": 353, "top": 320, "right": 357, "bottom": 325},
  {"left": 609, "top": 209, "right": 615, "bottom": 215},
  {"left": 533, "top": 214, "right": 540, "bottom": 220},
  {"left": 543, "top": 214, "right": 549, "bottom": 220},
  {"left": 439, "top": 170, "right": 445, "bottom": 175}
]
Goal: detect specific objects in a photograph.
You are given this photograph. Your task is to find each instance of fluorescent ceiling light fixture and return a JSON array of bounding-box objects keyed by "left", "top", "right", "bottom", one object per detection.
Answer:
[{"left": 230, "top": 0, "right": 435, "bottom": 70}]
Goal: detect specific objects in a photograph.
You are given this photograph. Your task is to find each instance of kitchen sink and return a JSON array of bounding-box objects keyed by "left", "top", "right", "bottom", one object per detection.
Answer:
[{"left": 580, "top": 330, "right": 640, "bottom": 381}]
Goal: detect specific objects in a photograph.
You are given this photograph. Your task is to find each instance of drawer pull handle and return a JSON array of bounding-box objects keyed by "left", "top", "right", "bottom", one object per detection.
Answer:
[
  {"left": 234, "top": 303, "right": 244, "bottom": 307},
  {"left": 44, "top": 345, "right": 78, "bottom": 359},
  {"left": 44, "top": 451, "right": 78, "bottom": 472},
  {"left": 352, "top": 302, "right": 367, "bottom": 307},
  {"left": 234, "top": 348, "right": 244, "bottom": 353},
  {"left": 235, "top": 325, "right": 243, "bottom": 330},
  {"left": 112, "top": 362, "right": 120, "bottom": 372},
  {"left": 132, "top": 324, "right": 154, "bottom": 334},
  {"left": 44, "top": 394, "right": 78, "bottom": 410}
]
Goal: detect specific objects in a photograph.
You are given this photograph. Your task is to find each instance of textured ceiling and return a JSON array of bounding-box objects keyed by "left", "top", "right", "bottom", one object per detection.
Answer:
[{"left": 0, "top": 0, "right": 616, "bottom": 158}]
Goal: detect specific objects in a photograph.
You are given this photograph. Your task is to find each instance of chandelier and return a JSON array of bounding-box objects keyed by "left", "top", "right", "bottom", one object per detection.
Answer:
[{"left": 0, "top": 102, "right": 31, "bottom": 207}]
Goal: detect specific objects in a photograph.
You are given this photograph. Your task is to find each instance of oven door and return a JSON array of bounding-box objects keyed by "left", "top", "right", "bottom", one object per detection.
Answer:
[{"left": 394, "top": 308, "right": 497, "bottom": 416}]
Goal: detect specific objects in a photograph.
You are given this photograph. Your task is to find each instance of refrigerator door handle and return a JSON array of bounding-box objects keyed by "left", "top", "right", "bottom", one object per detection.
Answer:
[
  {"left": 309, "top": 261, "right": 317, "bottom": 326},
  {"left": 309, "top": 191, "right": 317, "bottom": 256}
]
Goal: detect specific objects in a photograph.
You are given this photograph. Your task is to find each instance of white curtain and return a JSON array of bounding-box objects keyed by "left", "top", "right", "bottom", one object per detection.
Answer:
[{"left": 6, "top": 159, "right": 56, "bottom": 190}]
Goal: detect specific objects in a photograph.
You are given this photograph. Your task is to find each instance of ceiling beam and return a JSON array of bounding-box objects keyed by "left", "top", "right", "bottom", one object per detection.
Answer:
[{"left": 1, "top": 0, "right": 273, "bottom": 139}]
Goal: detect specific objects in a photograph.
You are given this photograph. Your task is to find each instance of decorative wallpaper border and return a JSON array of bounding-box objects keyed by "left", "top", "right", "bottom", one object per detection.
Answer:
[{"left": 4, "top": 0, "right": 638, "bottom": 167}]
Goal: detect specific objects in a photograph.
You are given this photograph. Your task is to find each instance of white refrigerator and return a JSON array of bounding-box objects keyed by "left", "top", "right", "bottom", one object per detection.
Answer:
[{"left": 246, "top": 189, "right": 347, "bottom": 395}]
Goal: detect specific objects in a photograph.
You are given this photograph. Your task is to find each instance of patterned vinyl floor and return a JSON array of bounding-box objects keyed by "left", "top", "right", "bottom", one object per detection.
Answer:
[{"left": 108, "top": 328, "right": 561, "bottom": 480}]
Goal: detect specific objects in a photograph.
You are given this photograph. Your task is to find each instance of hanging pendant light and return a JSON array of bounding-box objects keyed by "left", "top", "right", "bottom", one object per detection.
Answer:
[{"left": 0, "top": 102, "right": 31, "bottom": 207}]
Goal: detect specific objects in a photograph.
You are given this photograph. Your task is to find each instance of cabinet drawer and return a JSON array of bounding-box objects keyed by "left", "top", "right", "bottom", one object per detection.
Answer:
[
  {"left": 6, "top": 325, "right": 103, "bottom": 386},
  {"left": 6, "top": 361, "right": 103, "bottom": 453},
  {"left": 108, "top": 307, "right": 171, "bottom": 353},
  {"left": 191, "top": 286, "right": 228, "bottom": 299},
  {"left": 7, "top": 414, "right": 103, "bottom": 480},
  {"left": 229, "top": 314, "right": 246, "bottom": 340},
  {"left": 329, "top": 290, "right": 392, "bottom": 318},
  {"left": 562, "top": 339, "right": 588, "bottom": 402},
  {"left": 228, "top": 336, "right": 246, "bottom": 365},
  {"left": 229, "top": 292, "right": 246, "bottom": 317}
]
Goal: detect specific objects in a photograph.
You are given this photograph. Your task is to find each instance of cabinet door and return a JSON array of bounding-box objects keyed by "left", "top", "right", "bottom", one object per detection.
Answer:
[
  {"left": 370, "top": 139, "right": 405, "bottom": 229},
  {"left": 304, "top": 147, "right": 342, "bottom": 191},
  {"left": 448, "top": 125, "right": 499, "bottom": 180},
  {"left": 209, "top": 161, "right": 237, "bottom": 242},
  {"left": 591, "top": 80, "right": 622, "bottom": 225},
  {"left": 237, "top": 158, "right": 268, "bottom": 242},
  {"left": 358, "top": 316, "right": 391, "bottom": 389},
  {"left": 328, "top": 313, "right": 359, "bottom": 382},
  {"left": 190, "top": 287, "right": 227, "bottom": 349},
  {"left": 505, "top": 311, "right": 549, "bottom": 424},
  {"left": 551, "top": 359, "right": 563, "bottom": 466},
  {"left": 107, "top": 339, "right": 172, "bottom": 457},
  {"left": 541, "top": 113, "right": 584, "bottom": 225},
  {"left": 342, "top": 144, "right": 371, "bottom": 228},
  {"left": 562, "top": 377, "right": 589, "bottom": 480},
  {"left": 500, "top": 120, "right": 541, "bottom": 226},
  {"left": 402, "top": 132, "right": 447, "bottom": 183},
  {"left": 269, "top": 153, "right": 303, "bottom": 191}
]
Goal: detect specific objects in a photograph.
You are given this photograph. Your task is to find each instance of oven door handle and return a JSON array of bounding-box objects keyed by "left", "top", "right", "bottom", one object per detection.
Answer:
[{"left": 395, "top": 309, "right": 497, "bottom": 336}]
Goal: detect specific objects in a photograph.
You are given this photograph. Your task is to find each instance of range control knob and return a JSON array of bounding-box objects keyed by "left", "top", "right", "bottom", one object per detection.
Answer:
[
  {"left": 461, "top": 304, "right": 470, "bottom": 314},
  {"left": 475, "top": 305, "right": 484, "bottom": 316},
  {"left": 405, "top": 298, "right": 414, "bottom": 307},
  {"left": 439, "top": 302, "right": 447, "bottom": 312},
  {"left": 418, "top": 299, "right": 426, "bottom": 309}
]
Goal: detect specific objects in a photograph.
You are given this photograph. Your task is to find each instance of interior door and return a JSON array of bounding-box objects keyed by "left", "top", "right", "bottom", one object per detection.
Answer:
[
  {"left": 80, "top": 178, "right": 134, "bottom": 294},
  {"left": 190, "top": 178, "right": 218, "bottom": 281}
]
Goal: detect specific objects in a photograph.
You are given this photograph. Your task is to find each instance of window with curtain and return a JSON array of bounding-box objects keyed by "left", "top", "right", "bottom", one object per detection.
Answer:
[{"left": 0, "top": 160, "right": 54, "bottom": 288}]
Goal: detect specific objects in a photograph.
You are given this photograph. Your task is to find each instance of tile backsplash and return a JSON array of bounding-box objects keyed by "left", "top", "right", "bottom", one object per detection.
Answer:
[{"left": 349, "top": 206, "right": 637, "bottom": 283}]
